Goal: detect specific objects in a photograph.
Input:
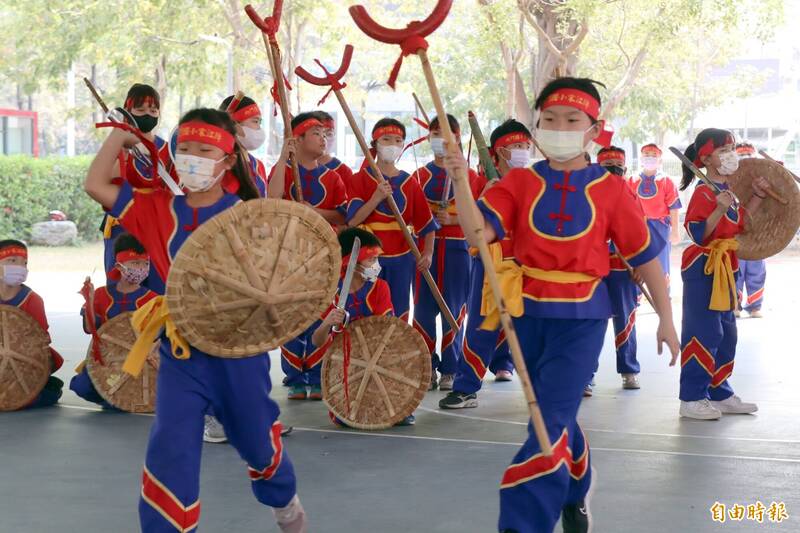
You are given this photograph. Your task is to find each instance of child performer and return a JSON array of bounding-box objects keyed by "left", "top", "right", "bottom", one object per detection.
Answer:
[{"left": 219, "top": 94, "right": 269, "bottom": 196}]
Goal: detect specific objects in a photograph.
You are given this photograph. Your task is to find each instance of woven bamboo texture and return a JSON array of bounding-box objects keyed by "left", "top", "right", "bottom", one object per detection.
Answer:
[
  {"left": 86, "top": 312, "right": 159, "bottom": 413},
  {"left": 167, "top": 199, "right": 341, "bottom": 357},
  {"left": 728, "top": 158, "right": 800, "bottom": 260},
  {"left": 0, "top": 305, "right": 51, "bottom": 411},
  {"left": 322, "top": 316, "right": 431, "bottom": 430}
]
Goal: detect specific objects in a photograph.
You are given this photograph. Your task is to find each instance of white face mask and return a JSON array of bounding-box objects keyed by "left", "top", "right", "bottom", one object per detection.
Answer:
[
  {"left": 175, "top": 154, "right": 227, "bottom": 192},
  {"left": 430, "top": 137, "right": 446, "bottom": 157},
  {"left": 641, "top": 156, "right": 659, "bottom": 171},
  {"left": 238, "top": 126, "right": 266, "bottom": 151},
  {"left": 118, "top": 263, "right": 150, "bottom": 285},
  {"left": 2, "top": 265, "right": 28, "bottom": 286},
  {"left": 535, "top": 128, "right": 591, "bottom": 163},
  {"left": 717, "top": 151, "right": 739, "bottom": 175},
  {"left": 360, "top": 262, "right": 381, "bottom": 282},
  {"left": 506, "top": 148, "right": 531, "bottom": 169},
  {"left": 377, "top": 145, "right": 403, "bottom": 163}
]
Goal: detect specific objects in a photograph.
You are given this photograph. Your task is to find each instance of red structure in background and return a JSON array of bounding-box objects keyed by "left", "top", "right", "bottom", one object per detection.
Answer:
[{"left": 0, "top": 108, "right": 38, "bottom": 157}]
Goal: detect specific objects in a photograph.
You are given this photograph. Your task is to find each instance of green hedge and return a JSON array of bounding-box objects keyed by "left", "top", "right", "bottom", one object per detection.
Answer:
[{"left": 0, "top": 155, "right": 104, "bottom": 243}]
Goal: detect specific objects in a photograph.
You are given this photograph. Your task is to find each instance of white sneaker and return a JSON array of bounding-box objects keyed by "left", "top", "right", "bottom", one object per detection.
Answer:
[
  {"left": 711, "top": 395, "right": 758, "bottom": 414},
  {"left": 203, "top": 415, "right": 228, "bottom": 443},
  {"left": 274, "top": 494, "right": 308, "bottom": 533},
  {"left": 438, "top": 374, "right": 455, "bottom": 391},
  {"left": 621, "top": 374, "right": 640, "bottom": 390},
  {"left": 679, "top": 399, "right": 722, "bottom": 420}
]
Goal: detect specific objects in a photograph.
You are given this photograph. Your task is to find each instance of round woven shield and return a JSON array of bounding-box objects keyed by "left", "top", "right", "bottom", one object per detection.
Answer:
[
  {"left": 86, "top": 312, "right": 159, "bottom": 413},
  {"left": 727, "top": 158, "right": 800, "bottom": 260},
  {"left": 0, "top": 305, "right": 51, "bottom": 411},
  {"left": 322, "top": 316, "right": 431, "bottom": 430},
  {"left": 166, "top": 199, "right": 341, "bottom": 357}
]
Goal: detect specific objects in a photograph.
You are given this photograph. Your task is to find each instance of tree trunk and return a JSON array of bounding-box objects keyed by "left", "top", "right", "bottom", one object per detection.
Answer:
[{"left": 156, "top": 55, "right": 168, "bottom": 103}]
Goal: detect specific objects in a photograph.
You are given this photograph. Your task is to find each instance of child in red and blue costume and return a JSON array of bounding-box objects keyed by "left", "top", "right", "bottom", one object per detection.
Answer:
[
  {"left": 0, "top": 240, "right": 64, "bottom": 408},
  {"left": 85, "top": 108, "right": 306, "bottom": 533},
  {"left": 412, "top": 114, "right": 482, "bottom": 390},
  {"left": 597, "top": 146, "right": 644, "bottom": 390},
  {"left": 677, "top": 129, "right": 770, "bottom": 421},
  {"left": 70, "top": 233, "right": 158, "bottom": 408},
  {"left": 733, "top": 141, "right": 767, "bottom": 318},
  {"left": 439, "top": 119, "right": 531, "bottom": 409},
  {"left": 314, "top": 110, "right": 354, "bottom": 186},
  {"left": 220, "top": 94, "right": 269, "bottom": 197},
  {"left": 269, "top": 112, "right": 348, "bottom": 228},
  {"left": 346, "top": 118, "right": 439, "bottom": 323},
  {"left": 101, "top": 83, "right": 173, "bottom": 295},
  {"left": 445, "top": 78, "right": 679, "bottom": 533},
  {"left": 629, "top": 143, "right": 682, "bottom": 285}
]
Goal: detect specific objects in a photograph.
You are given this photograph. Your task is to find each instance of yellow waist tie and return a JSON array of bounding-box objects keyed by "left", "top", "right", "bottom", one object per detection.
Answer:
[
  {"left": 427, "top": 201, "right": 457, "bottom": 216},
  {"left": 479, "top": 244, "right": 597, "bottom": 330},
  {"left": 703, "top": 238, "right": 739, "bottom": 311},
  {"left": 122, "top": 296, "right": 190, "bottom": 377},
  {"left": 102, "top": 216, "right": 119, "bottom": 239},
  {"left": 359, "top": 221, "right": 404, "bottom": 233}
]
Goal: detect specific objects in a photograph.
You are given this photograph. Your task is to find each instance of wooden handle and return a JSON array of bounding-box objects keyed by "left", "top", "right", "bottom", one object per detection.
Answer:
[
  {"left": 759, "top": 149, "right": 800, "bottom": 185},
  {"left": 412, "top": 92, "right": 431, "bottom": 125},
  {"left": 83, "top": 77, "right": 110, "bottom": 114},
  {"left": 615, "top": 251, "right": 656, "bottom": 308},
  {"left": 331, "top": 88, "right": 459, "bottom": 335},
  {"left": 417, "top": 49, "right": 552, "bottom": 456}
]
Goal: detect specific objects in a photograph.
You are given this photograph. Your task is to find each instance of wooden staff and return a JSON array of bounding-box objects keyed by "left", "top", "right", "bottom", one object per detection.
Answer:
[
  {"left": 245, "top": 3, "right": 303, "bottom": 202},
  {"left": 412, "top": 92, "right": 431, "bottom": 125},
  {"left": 295, "top": 46, "right": 460, "bottom": 335},
  {"left": 614, "top": 250, "right": 656, "bottom": 308},
  {"left": 83, "top": 78, "right": 110, "bottom": 114},
  {"left": 350, "top": 0, "right": 551, "bottom": 455}
]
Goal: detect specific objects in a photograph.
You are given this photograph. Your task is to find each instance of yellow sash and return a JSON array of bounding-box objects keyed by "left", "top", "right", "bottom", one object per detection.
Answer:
[
  {"left": 703, "top": 238, "right": 739, "bottom": 311},
  {"left": 427, "top": 201, "right": 457, "bottom": 216},
  {"left": 480, "top": 244, "right": 596, "bottom": 330},
  {"left": 102, "top": 216, "right": 119, "bottom": 239},
  {"left": 122, "top": 296, "right": 190, "bottom": 377},
  {"left": 359, "top": 221, "right": 404, "bottom": 233}
]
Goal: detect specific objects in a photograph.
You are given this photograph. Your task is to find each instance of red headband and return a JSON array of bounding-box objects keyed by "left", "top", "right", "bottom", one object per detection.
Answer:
[
  {"left": 693, "top": 134, "right": 735, "bottom": 168},
  {"left": 231, "top": 103, "right": 261, "bottom": 123},
  {"left": 124, "top": 96, "right": 157, "bottom": 111},
  {"left": 321, "top": 119, "right": 335, "bottom": 129},
  {"left": 597, "top": 150, "right": 625, "bottom": 165},
  {"left": 0, "top": 246, "right": 27, "bottom": 260},
  {"left": 541, "top": 88, "right": 600, "bottom": 120},
  {"left": 492, "top": 132, "right": 531, "bottom": 151},
  {"left": 736, "top": 145, "right": 755, "bottom": 156},
  {"left": 372, "top": 125, "right": 405, "bottom": 141},
  {"left": 178, "top": 121, "right": 236, "bottom": 154},
  {"left": 292, "top": 118, "right": 323, "bottom": 137},
  {"left": 115, "top": 250, "right": 149, "bottom": 263},
  {"left": 341, "top": 246, "right": 382, "bottom": 274},
  {"left": 641, "top": 144, "right": 662, "bottom": 156}
]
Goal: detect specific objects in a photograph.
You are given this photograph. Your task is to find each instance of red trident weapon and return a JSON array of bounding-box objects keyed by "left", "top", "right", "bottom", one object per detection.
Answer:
[
  {"left": 350, "top": 0, "right": 552, "bottom": 455},
  {"left": 245, "top": 2, "right": 303, "bottom": 202},
  {"left": 295, "top": 46, "right": 460, "bottom": 335}
]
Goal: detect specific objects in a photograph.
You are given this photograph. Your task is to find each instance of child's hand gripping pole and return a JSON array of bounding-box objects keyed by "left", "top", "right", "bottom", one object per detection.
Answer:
[
  {"left": 350, "top": 0, "right": 552, "bottom": 456},
  {"left": 294, "top": 45, "right": 460, "bottom": 336},
  {"left": 245, "top": 2, "right": 303, "bottom": 202}
]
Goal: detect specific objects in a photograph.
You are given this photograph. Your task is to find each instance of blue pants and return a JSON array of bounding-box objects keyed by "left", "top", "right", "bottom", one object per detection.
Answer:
[
  {"left": 498, "top": 317, "right": 605, "bottom": 533},
  {"left": 280, "top": 325, "right": 323, "bottom": 386},
  {"left": 736, "top": 259, "right": 766, "bottom": 312},
  {"left": 140, "top": 343, "right": 296, "bottom": 532},
  {"left": 679, "top": 276, "right": 737, "bottom": 402},
  {"left": 605, "top": 271, "right": 640, "bottom": 374},
  {"left": 69, "top": 368, "right": 115, "bottom": 409},
  {"left": 25, "top": 376, "right": 63, "bottom": 409},
  {"left": 413, "top": 239, "right": 469, "bottom": 375},
  {"left": 453, "top": 257, "right": 513, "bottom": 394},
  {"left": 647, "top": 218, "right": 671, "bottom": 285},
  {"left": 379, "top": 252, "right": 415, "bottom": 321}
]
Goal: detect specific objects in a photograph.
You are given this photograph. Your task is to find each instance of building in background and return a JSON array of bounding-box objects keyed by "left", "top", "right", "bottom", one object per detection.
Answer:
[{"left": 0, "top": 108, "right": 38, "bottom": 157}]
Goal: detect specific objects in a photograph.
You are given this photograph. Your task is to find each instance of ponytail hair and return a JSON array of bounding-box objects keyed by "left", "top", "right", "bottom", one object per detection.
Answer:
[
  {"left": 680, "top": 128, "right": 735, "bottom": 190},
  {"left": 178, "top": 108, "right": 259, "bottom": 201}
]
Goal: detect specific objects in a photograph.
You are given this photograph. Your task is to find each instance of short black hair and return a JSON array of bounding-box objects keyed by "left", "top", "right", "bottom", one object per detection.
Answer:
[
  {"left": 125, "top": 83, "right": 160, "bottom": 110},
  {"left": 534, "top": 77, "right": 606, "bottom": 124},
  {"left": 598, "top": 145, "right": 626, "bottom": 157},
  {"left": 736, "top": 141, "right": 754, "bottom": 150},
  {"left": 489, "top": 119, "right": 531, "bottom": 150},
  {"left": 291, "top": 111, "right": 322, "bottom": 133},
  {"left": 313, "top": 110, "right": 334, "bottom": 123},
  {"left": 429, "top": 114, "right": 460, "bottom": 135},
  {"left": 219, "top": 94, "right": 257, "bottom": 113},
  {"left": 0, "top": 239, "right": 27, "bottom": 252},
  {"left": 113, "top": 233, "right": 147, "bottom": 256},
  {"left": 680, "top": 128, "right": 735, "bottom": 190},
  {"left": 370, "top": 117, "right": 406, "bottom": 150},
  {"left": 338, "top": 228, "right": 382, "bottom": 258}
]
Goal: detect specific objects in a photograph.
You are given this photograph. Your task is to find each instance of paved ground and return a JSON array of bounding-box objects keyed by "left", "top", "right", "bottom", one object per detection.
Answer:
[{"left": 1, "top": 251, "right": 799, "bottom": 532}]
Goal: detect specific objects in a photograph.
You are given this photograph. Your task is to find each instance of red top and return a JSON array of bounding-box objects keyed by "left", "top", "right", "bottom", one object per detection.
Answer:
[
  {"left": 346, "top": 167, "right": 439, "bottom": 257},
  {"left": 628, "top": 173, "right": 682, "bottom": 221},
  {"left": 248, "top": 154, "right": 268, "bottom": 197},
  {"left": 84, "top": 282, "right": 159, "bottom": 328},
  {"left": 412, "top": 161, "right": 482, "bottom": 242},
  {"left": 1, "top": 285, "right": 63, "bottom": 371},
  {"left": 478, "top": 161, "right": 663, "bottom": 318},
  {"left": 119, "top": 136, "right": 174, "bottom": 191},
  {"left": 681, "top": 183, "right": 745, "bottom": 276},
  {"left": 324, "top": 157, "right": 354, "bottom": 185},
  {"left": 268, "top": 162, "right": 347, "bottom": 216}
]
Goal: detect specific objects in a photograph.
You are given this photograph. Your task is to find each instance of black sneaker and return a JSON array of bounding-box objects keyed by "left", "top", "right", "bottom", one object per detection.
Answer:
[
  {"left": 561, "top": 499, "right": 592, "bottom": 533},
  {"left": 429, "top": 372, "right": 439, "bottom": 391},
  {"left": 438, "top": 391, "right": 478, "bottom": 409}
]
